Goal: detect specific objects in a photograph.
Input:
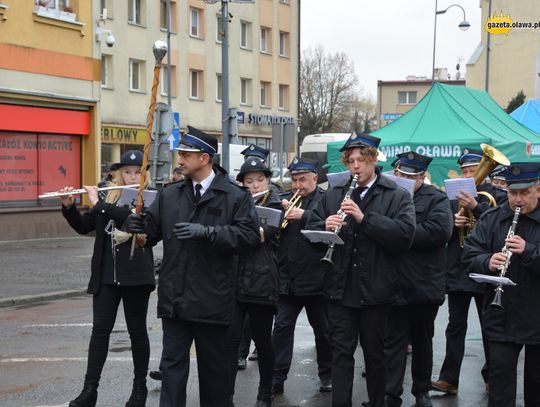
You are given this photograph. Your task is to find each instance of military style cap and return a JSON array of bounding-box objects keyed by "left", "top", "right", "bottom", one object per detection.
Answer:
[
  {"left": 392, "top": 151, "right": 432, "bottom": 175},
  {"left": 112, "top": 150, "right": 144, "bottom": 169},
  {"left": 241, "top": 144, "right": 270, "bottom": 161},
  {"left": 339, "top": 132, "right": 381, "bottom": 152},
  {"left": 175, "top": 125, "right": 218, "bottom": 157},
  {"left": 236, "top": 157, "right": 272, "bottom": 182},
  {"left": 288, "top": 156, "right": 318, "bottom": 174},
  {"left": 501, "top": 162, "right": 540, "bottom": 190},
  {"left": 489, "top": 165, "right": 506, "bottom": 181},
  {"left": 457, "top": 148, "right": 483, "bottom": 168}
]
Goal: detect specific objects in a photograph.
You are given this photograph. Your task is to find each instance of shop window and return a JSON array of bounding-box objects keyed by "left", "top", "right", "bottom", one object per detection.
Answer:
[{"left": 0, "top": 133, "right": 81, "bottom": 206}]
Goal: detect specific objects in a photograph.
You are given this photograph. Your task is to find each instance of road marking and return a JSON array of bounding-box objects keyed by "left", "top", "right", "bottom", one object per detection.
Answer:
[{"left": 22, "top": 323, "right": 95, "bottom": 328}]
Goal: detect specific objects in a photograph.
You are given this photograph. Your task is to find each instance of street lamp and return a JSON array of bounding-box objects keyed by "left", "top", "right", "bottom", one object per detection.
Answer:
[{"left": 432, "top": 1, "right": 470, "bottom": 81}]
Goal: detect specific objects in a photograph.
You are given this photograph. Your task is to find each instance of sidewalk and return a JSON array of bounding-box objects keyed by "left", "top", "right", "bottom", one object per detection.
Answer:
[{"left": 0, "top": 236, "right": 162, "bottom": 307}]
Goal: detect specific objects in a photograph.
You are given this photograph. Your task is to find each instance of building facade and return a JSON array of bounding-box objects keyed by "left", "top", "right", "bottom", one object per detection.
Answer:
[
  {"left": 466, "top": 0, "right": 540, "bottom": 107},
  {"left": 0, "top": 0, "right": 100, "bottom": 240},
  {"left": 98, "top": 0, "right": 299, "bottom": 174},
  {"left": 377, "top": 77, "right": 465, "bottom": 128}
]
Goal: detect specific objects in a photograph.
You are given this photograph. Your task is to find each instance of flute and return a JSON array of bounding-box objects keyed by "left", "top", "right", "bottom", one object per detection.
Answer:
[{"left": 38, "top": 184, "right": 139, "bottom": 199}]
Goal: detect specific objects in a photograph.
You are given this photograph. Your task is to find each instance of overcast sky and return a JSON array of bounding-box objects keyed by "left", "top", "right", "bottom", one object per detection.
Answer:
[{"left": 301, "top": 0, "right": 482, "bottom": 99}]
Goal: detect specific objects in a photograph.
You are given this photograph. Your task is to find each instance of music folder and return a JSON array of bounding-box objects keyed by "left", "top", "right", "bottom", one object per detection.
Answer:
[
  {"left": 255, "top": 206, "right": 282, "bottom": 228},
  {"left": 469, "top": 273, "right": 516, "bottom": 286},
  {"left": 116, "top": 188, "right": 158, "bottom": 208},
  {"left": 301, "top": 230, "right": 344, "bottom": 245}
]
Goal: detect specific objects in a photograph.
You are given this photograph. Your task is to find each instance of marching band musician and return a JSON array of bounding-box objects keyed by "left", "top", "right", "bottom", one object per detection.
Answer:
[
  {"left": 385, "top": 152, "right": 453, "bottom": 407},
  {"left": 307, "top": 132, "right": 416, "bottom": 407},
  {"left": 228, "top": 157, "right": 282, "bottom": 407},
  {"left": 462, "top": 163, "right": 540, "bottom": 407},
  {"left": 432, "top": 148, "right": 507, "bottom": 396},
  {"left": 60, "top": 150, "right": 155, "bottom": 407},
  {"left": 124, "top": 126, "right": 260, "bottom": 407},
  {"left": 271, "top": 156, "right": 333, "bottom": 395}
]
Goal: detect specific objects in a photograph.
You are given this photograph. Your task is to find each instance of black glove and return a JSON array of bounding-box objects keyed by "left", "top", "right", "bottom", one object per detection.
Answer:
[
  {"left": 173, "top": 222, "right": 214, "bottom": 241},
  {"left": 124, "top": 213, "right": 146, "bottom": 233}
]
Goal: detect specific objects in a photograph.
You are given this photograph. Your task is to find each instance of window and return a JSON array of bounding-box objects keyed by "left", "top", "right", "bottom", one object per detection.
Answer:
[
  {"left": 101, "top": 55, "right": 112, "bottom": 88},
  {"left": 216, "top": 74, "right": 222, "bottom": 102},
  {"left": 99, "top": 0, "right": 112, "bottom": 18},
  {"left": 398, "top": 91, "right": 417, "bottom": 105},
  {"left": 190, "top": 7, "right": 201, "bottom": 38},
  {"left": 161, "top": 65, "right": 176, "bottom": 96},
  {"left": 260, "top": 27, "right": 271, "bottom": 54},
  {"left": 279, "top": 31, "right": 289, "bottom": 57},
  {"left": 216, "top": 14, "right": 222, "bottom": 43},
  {"left": 240, "top": 21, "right": 252, "bottom": 49},
  {"left": 36, "top": 0, "right": 77, "bottom": 21},
  {"left": 40, "top": 0, "right": 70, "bottom": 11},
  {"left": 279, "top": 84, "right": 289, "bottom": 110},
  {"left": 260, "top": 81, "right": 270, "bottom": 107},
  {"left": 128, "top": 0, "right": 141, "bottom": 25},
  {"left": 160, "top": 0, "right": 177, "bottom": 31},
  {"left": 240, "top": 78, "right": 251, "bottom": 105},
  {"left": 190, "top": 70, "right": 202, "bottom": 99},
  {"left": 129, "top": 59, "right": 143, "bottom": 91}
]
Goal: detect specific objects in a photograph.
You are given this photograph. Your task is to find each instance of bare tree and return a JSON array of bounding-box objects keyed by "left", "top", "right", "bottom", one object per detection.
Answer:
[{"left": 299, "top": 46, "right": 359, "bottom": 143}]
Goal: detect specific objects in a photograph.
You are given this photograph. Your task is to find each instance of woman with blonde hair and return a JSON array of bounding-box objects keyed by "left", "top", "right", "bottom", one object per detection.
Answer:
[{"left": 59, "top": 150, "right": 155, "bottom": 407}]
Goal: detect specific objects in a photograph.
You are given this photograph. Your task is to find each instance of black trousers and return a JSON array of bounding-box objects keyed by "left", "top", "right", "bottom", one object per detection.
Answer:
[
  {"left": 438, "top": 291, "right": 489, "bottom": 386},
  {"left": 488, "top": 341, "right": 540, "bottom": 407},
  {"left": 272, "top": 294, "right": 332, "bottom": 384},
  {"left": 238, "top": 313, "right": 253, "bottom": 359},
  {"left": 327, "top": 302, "right": 390, "bottom": 407},
  {"left": 385, "top": 304, "right": 439, "bottom": 406},
  {"left": 160, "top": 318, "right": 230, "bottom": 407},
  {"left": 86, "top": 284, "right": 152, "bottom": 383},
  {"left": 228, "top": 302, "right": 275, "bottom": 399}
]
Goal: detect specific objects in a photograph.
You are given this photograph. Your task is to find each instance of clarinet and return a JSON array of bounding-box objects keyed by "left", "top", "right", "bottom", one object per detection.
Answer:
[
  {"left": 490, "top": 206, "right": 521, "bottom": 309},
  {"left": 320, "top": 174, "right": 359, "bottom": 266}
]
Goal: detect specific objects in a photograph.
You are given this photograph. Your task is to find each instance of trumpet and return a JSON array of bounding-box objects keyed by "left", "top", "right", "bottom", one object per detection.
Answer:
[
  {"left": 490, "top": 206, "right": 521, "bottom": 309},
  {"left": 38, "top": 184, "right": 139, "bottom": 199},
  {"left": 281, "top": 189, "right": 302, "bottom": 229},
  {"left": 321, "top": 174, "right": 359, "bottom": 266}
]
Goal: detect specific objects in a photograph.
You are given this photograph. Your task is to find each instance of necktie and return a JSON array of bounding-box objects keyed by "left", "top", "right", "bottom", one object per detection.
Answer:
[{"left": 194, "top": 184, "right": 202, "bottom": 204}]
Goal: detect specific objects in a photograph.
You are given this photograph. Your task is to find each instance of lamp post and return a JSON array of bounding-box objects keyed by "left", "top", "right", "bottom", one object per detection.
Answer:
[{"left": 432, "top": 0, "right": 470, "bottom": 81}]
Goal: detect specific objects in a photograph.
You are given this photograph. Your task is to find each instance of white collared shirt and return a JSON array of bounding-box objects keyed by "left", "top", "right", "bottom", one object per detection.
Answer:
[
  {"left": 360, "top": 175, "right": 377, "bottom": 199},
  {"left": 193, "top": 170, "right": 216, "bottom": 196}
]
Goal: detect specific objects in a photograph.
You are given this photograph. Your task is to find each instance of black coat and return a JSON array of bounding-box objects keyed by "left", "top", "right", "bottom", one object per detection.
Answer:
[
  {"left": 236, "top": 189, "right": 282, "bottom": 306},
  {"left": 462, "top": 202, "right": 540, "bottom": 345},
  {"left": 307, "top": 175, "right": 416, "bottom": 306},
  {"left": 445, "top": 183, "right": 507, "bottom": 293},
  {"left": 397, "top": 184, "right": 453, "bottom": 305},
  {"left": 144, "top": 167, "right": 260, "bottom": 324},
  {"left": 277, "top": 187, "right": 327, "bottom": 296},
  {"left": 62, "top": 201, "right": 155, "bottom": 294}
]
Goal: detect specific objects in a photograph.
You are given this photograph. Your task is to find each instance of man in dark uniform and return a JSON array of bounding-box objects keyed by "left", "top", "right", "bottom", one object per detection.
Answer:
[
  {"left": 241, "top": 144, "right": 270, "bottom": 162},
  {"left": 463, "top": 162, "right": 540, "bottom": 407},
  {"left": 307, "top": 132, "right": 416, "bottom": 407},
  {"left": 124, "top": 126, "right": 260, "bottom": 407},
  {"left": 432, "top": 148, "right": 507, "bottom": 396},
  {"left": 385, "top": 152, "right": 453, "bottom": 407},
  {"left": 271, "top": 156, "right": 333, "bottom": 395}
]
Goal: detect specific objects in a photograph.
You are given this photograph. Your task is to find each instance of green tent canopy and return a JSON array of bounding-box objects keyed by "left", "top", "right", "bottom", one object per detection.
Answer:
[{"left": 326, "top": 83, "right": 540, "bottom": 187}]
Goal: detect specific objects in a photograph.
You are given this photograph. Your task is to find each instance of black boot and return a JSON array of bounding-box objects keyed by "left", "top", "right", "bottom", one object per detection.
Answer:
[
  {"left": 125, "top": 379, "right": 148, "bottom": 407},
  {"left": 254, "top": 387, "right": 272, "bottom": 407},
  {"left": 69, "top": 380, "right": 98, "bottom": 407}
]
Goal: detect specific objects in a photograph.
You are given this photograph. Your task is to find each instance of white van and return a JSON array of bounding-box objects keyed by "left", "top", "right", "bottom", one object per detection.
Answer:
[
  {"left": 216, "top": 143, "right": 246, "bottom": 178},
  {"left": 299, "top": 133, "right": 350, "bottom": 183}
]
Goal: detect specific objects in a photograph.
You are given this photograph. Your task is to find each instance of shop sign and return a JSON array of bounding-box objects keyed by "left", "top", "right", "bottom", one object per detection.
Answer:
[
  {"left": 101, "top": 125, "right": 146, "bottom": 145},
  {"left": 248, "top": 114, "right": 295, "bottom": 126}
]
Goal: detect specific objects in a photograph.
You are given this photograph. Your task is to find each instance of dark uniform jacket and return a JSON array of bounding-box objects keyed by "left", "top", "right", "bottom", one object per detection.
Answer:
[
  {"left": 236, "top": 189, "right": 282, "bottom": 306},
  {"left": 144, "top": 167, "right": 260, "bottom": 324},
  {"left": 307, "top": 174, "right": 416, "bottom": 306},
  {"left": 462, "top": 202, "right": 540, "bottom": 345},
  {"left": 446, "top": 183, "right": 507, "bottom": 293},
  {"left": 398, "top": 184, "right": 453, "bottom": 305},
  {"left": 62, "top": 201, "right": 155, "bottom": 294},
  {"left": 277, "top": 187, "right": 327, "bottom": 296}
]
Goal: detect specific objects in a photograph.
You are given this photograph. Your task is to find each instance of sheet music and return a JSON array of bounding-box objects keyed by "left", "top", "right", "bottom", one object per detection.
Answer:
[
  {"left": 382, "top": 173, "right": 415, "bottom": 197},
  {"left": 327, "top": 171, "right": 351, "bottom": 188},
  {"left": 116, "top": 188, "right": 158, "bottom": 208},
  {"left": 301, "top": 230, "right": 344, "bottom": 245},
  {"left": 444, "top": 177, "right": 478, "bottom": 200},
  {"left": 469, "top": 273, "right": 516, "bottom": 286},
  {"left": 255, "top": 206, "right": 283, "bottom": 228}
]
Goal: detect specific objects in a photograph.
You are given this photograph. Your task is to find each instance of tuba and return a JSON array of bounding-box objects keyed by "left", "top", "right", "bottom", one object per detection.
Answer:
[{"left": 459, "top": 143, "right": 510, "bottom": 247}]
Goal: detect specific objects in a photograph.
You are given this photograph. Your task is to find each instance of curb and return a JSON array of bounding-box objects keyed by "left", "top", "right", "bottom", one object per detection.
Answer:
[{"left": 0, "top": 289, "right": 88, "bottom": 308}]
